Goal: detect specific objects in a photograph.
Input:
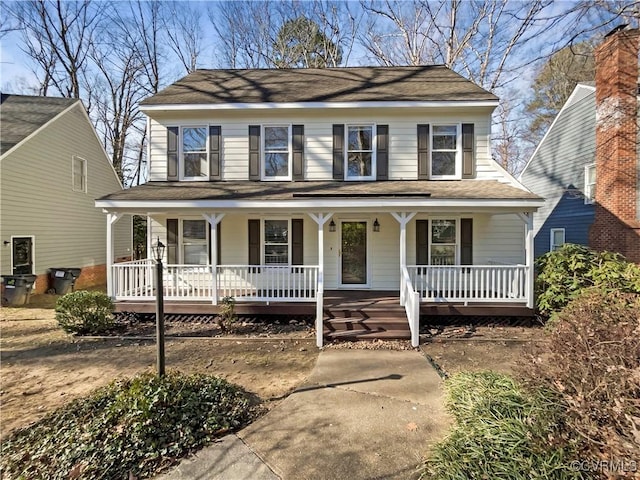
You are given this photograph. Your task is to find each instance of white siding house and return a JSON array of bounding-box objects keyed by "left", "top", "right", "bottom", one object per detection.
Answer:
[
  {"left": 1, "top": 94, "right": 131, "bottom": 294},
  {"left": 96, "top": 66, "right": 542, "bottom": 346}
]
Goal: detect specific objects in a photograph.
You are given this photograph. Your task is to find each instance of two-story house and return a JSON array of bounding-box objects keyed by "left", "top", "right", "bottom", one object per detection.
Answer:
[{"left": 96, "top": 66, "right": 543, "bottom": 347}]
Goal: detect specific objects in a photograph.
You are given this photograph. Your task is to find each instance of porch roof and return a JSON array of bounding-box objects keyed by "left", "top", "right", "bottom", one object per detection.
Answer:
[{"left": 97, "top": 180, "right": 542, "bottom": 210}]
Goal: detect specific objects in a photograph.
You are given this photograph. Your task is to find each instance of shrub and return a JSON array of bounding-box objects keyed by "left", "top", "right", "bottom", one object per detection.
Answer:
[
  {"left": 55, "top": 290, "right": 115, "bottom": 334},
  {"left": 0, "top": 371, "right": 259, "bottom": 480},
  {"left": 535, "top": 244, "right": 640, "bottom": 317},
  {"left": 520, "top": 289, "right": 640, "bottom": 472},
  {"left": 421, "top": 371, "right": 584, "bottom": 480},
  {"left": 216, "top": 295, "right": 238, "bottom": 333}
]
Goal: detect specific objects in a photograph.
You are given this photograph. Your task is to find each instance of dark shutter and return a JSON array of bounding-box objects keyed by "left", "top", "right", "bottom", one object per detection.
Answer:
[
  {"left": 248, "top": 219, "right": 260, "bottom": 265},
  {"left": 416, "top": 220, "right": 429, "bottom": 265},
  {"left": 292, "top": 125, "right": 304, "bottom": 181},
  {"left": 461, "top": 218, "right": 473, "bottom": 265},
  {"left": 167, "top": 127, "right": 179, "bottom": 181},
  {"left": 332, "top": 124, "right": 344, "bottom": 180},
  {"left": 376, "top": 124, "right": 389, "bottom": 180},
  {"left": 462, "top": 123, "right": 475, "bottom": 179},
  {"left": 249, "top": 125, "right": 260, "bottom": 180},
  {"left": 166, "top": 219, "right": 178, "bottom": 264},
  {"left": 417, "top": 124, "right": 429, "bottom": 180},
  {"left": 209, "top": 125, "right": 221, "bottom": 180},
  {"left": 291, "top": 218, "right": 304, "bottom": 265}
]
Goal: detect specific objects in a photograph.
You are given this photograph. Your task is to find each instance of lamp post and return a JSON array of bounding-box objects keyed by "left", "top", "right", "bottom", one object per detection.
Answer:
[{"left": 152, "top": 237, "right": 166, "bottom": 376}]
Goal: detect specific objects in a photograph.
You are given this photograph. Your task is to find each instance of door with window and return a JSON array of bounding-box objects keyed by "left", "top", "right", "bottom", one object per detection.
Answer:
[
  {"left": 340, "top": 221, "right": 368, "bottom": 286},
  {"left": 12, "top": 237, "right": 34, "bottom": 274}
]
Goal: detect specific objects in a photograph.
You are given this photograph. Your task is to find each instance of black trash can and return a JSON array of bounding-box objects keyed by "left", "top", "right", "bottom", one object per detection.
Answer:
[
  {"left": 1, "top": 275, "right": 37, "bottom": 306},
  {"left": 48, "top": 268, "right": 82, "bottom": 295}
]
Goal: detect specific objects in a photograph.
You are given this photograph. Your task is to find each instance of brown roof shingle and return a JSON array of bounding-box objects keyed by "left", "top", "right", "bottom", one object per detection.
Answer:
[
  {"left": 140, "top": 66, "right": 498, "bottom": 106},
  {"left": 98, "top": 180, "right": 539, "bottom": 202}
]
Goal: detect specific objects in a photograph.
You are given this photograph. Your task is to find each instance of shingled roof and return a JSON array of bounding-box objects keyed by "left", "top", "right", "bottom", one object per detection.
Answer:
[
  {"left": 140, "top": 66, "right": 498, "bottom": 106},
  {"left": 97, "top": 180, "right": 539, "bottom": 203},
  {"left": 0, "top": 94, "right": 78, "bottom": 155}
]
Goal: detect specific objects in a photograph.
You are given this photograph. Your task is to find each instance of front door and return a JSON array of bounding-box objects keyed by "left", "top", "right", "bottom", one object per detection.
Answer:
[
  {"left": 340, "top": 221, "right": 368, "bottom": 286},
  {"left": 12, "top": 237, "right": 33, "bottom": 274}
]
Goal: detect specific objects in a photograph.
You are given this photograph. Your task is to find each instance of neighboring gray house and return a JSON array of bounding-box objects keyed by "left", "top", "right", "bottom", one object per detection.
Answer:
[
  {"left": 519, "top": 83, "right": 596, "bottom": 257},
  {"left": 0, "top": 94, "right": 131, "bottom": 294}
]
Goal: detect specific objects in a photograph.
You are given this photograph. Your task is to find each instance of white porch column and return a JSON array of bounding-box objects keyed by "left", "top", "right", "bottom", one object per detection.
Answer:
[
  {"left": 308, "top": 212, "right": 334, "bottom": 348},
  {"left": 518, "top": 212, "right": 535, "bottom": 309},
  {"left": 106, "top": 212, "right": 123, "bottom": 300},
  {"left": 203, "top": 213, "right": 225, "bottom": 305},
  {"left": 391, "top": 212, "right": 417, "bottom": 305}
]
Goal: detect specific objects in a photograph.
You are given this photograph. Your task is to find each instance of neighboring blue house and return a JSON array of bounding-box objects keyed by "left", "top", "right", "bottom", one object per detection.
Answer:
[{"left": 519, "top": 83, "right": 596, "bottom": 258}]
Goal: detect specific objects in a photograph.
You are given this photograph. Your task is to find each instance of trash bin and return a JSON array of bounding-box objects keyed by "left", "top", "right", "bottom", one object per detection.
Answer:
[
  {"left": 1, "top": 275, "right": 37, "bottom": 306},
  {"left": 48, "top": 268, "right": 82, "bottom": 295}
]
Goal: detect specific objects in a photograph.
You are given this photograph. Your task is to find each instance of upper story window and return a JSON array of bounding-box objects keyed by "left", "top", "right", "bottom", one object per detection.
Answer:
[
  {"left": 431, "top": 125, "right": 461, "bottom": 180},
  {"left": 346, "top": 125, "right": 375, "bottom": 180},
  {"left": 550, "top": 228, "right": 565, "bottom": 251},
  {"left": 72, "top": 156, "right": 87, "bottom": 192},
  {"left": 263, "top": 125, "right": 291, "bottom": 180},
  {"left": 584, "top": 163, "right": 596, "bottom": 204},
  {"left": 182, "top": 126, "right": 208, "bottom": 180}
]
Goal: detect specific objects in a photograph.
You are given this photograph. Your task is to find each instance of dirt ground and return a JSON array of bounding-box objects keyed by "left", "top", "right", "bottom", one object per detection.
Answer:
[{"left": 0, "top": 307, "right": 318, "bottom": 439}]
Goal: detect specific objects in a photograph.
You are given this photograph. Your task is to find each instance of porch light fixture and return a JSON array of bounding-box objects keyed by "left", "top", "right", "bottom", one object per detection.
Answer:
[
  {"left": 152, "top": 236, "right": 166, "bottom": 376},
  {"left": 329, "top": 219, "right": 336, "bottom": 232},
  {"left": 373, "top": 218, "right": 380, "bottom": 232}
]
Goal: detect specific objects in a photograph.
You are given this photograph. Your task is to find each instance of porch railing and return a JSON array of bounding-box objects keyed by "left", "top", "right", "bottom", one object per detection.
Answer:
[
  {"left": 407, "top": 265, "right": 528, "bottom": 303},
  {"left": 400, "top": 266, "right": 420, "bottom": 347},
  {"left": 111, "top": 260, "right": 318, "bottom": 303}
]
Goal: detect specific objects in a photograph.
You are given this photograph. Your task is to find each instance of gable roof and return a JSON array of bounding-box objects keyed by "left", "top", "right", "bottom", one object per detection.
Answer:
[
  {"left": 140, "top": 66, "right": 498, "bottom": 107},
  {"left": 0, "top": 94, "right": 78, "bottom": 155}
]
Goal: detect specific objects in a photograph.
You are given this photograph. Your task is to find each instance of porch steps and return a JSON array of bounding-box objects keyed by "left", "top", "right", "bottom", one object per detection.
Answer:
[{"left": 323, "top": 300, "right": 410, "bottom": 342}]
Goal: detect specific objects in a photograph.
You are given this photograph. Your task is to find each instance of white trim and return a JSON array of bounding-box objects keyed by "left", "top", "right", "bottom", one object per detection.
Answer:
[
  {"left": 519, "top": 84, "right": 596, "bottom": 179},
  {"left": 338, "top": 219, "right": 371, "bottom": 288},
  {"left": 584, "top": 163, "right": 596, "bottom": 204},
  {"left": 140, "top": 100, "right": 500, "bottom": 113},
  {"left": 96, "top": 198, "right": 544, "bottom": 210},
  {"left": 345, "top": 124, "right": 376, "bottom": 181},
  {"left": 429, "top": 123, "right": 462, "bottom": 180},
  {"left": 550, "top": 228, "right": 565, "bottom": 251},
  {"left": 261, "top": 125, "right": 292, "bottom": 181},
  {"left": 10, "top": 235, "right": 35, "bottom": 275},
  {"left": 180, "top": 125, "right": 210, "bottom": 181}
]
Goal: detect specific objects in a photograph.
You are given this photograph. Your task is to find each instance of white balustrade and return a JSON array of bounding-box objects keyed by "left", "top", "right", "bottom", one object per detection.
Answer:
[{"left": 401, "top": 266, "right": 420, "bottom": 347}]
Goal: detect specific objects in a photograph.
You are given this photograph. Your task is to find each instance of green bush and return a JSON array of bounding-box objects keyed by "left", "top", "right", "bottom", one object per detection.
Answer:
[
  {"left": 55, "top": 290, "right": 115, "bottom": 334},
  {"left": 421, "top": 371, "right": 585, "bottom": 480},
  {"left": 535, "top": 244, "right": 640, "bottom": 317},
  {"left": 0, "top": 371, "right": 259, "bottom": 480},
  {"left": 520, "top": 289, "right": 640, "bottom": 469}
]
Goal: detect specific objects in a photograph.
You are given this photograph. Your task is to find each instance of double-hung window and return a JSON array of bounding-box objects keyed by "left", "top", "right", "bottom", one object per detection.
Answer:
[
  {"left": 346, "top": 125, "right": 375, "bottom": 180},
  {"left": 263, "top": 125, "right": 291, "bottom": 180},
  {"left": 182, "top": 126, "right": 208, "bottom": 180},
  {"left": 584, "top": 164, "right": 596, "bottom": 204},
  {"left": 182, "top": 219, "right": 208, "bottom": 265},
  {"left": 550, "top": 228, "right": 565, "bottom": 251},
  {"left": 430, "top": 219, "right": 458, "bottom": 265},
  {"left": 264, "top": 219, "right": 289, "bottom": 264},
  {"left": 72, "top": 156, "right": 87, "bottom": 192},
  {"left": 431, "top": 125, "right": 460, "bottom": 179}
]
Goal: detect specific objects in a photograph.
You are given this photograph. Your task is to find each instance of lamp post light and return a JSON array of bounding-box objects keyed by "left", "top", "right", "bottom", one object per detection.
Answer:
[{"left": 151, "top": 237, "right": 166, "bottom": 377}]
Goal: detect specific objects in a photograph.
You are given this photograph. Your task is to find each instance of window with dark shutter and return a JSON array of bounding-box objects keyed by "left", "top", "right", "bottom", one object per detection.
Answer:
[
  {"left": 417, "top": 125, "right": 429, "bottom": 180},
  {"left": 333, "top": 124, "right": 344, "bottom": 180},
  {"left": 376, "top": 125, "right": 389, "bottom": 180},
  {"left": 209, "top": 126, "right": 221, "bottom": 180},
  {"left": 167, "top": 127, "right": 179, "bottom": 181},
  {"left": 416, "top": 220, "right": 429, "bottom": 265},
  {"left": 461, "top": 218, "right": 473, "bottom": 265},
  {"left": 248, "top": 126, "right": 261, "bottom": 180},
  {"left": 166, "top": 219, "right": 178, "bottom": 264},
  {"left": 292, "top": 125, "right": 304, "bottom": 180},
  {"left": 291, "top": 219, "right": 303, "bottom": 265},
  {"left": 462, "top": 124, "right": 475, "bottom": 178}
]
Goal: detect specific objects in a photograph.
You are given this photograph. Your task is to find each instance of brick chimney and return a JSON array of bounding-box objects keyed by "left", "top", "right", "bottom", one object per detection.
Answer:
[{"left": 589, "top": 26, "right": 640, "bottom": 263}]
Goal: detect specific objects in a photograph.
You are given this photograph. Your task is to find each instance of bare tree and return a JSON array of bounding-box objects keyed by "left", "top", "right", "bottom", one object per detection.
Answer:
[{"left": 162, "top": 1, "right": 204, "bottom": 74}]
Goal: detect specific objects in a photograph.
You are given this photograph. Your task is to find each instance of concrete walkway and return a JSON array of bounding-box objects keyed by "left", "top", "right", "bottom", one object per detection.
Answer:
[{"left": 156, "top": 349, "right": 449, "bottom": 480}]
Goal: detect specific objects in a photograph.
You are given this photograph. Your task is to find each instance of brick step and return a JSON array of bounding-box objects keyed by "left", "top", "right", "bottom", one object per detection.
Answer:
[
  {"left": 323, "top": 317, "right": 409, "bottom": 333},
  {"left": 324, "top": 329, "right": 411, "bottom": 341}
]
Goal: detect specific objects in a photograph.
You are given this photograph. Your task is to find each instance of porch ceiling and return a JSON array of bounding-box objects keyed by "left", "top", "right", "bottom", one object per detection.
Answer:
[{"left": 96, "top": 180, "right": 543, "bottom": 213}]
